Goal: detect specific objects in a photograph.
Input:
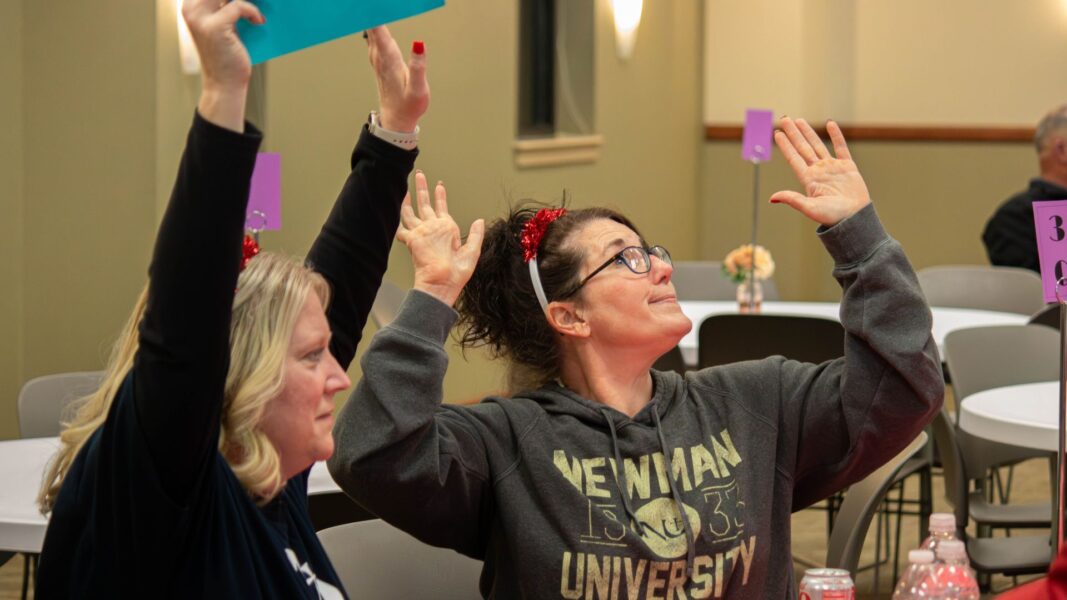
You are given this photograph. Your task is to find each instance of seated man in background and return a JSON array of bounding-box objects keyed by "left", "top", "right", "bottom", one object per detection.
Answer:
[{"left": 983, "top": 104, "right": 1067, "bottom": 272}]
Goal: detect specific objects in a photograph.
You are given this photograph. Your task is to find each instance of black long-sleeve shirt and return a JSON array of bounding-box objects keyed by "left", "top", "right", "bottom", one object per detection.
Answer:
[
  {"left": 982, "top": 178, "right": 1067, "bottom": 272},
  {"left": 37, "top": 112, "right": 415, "bottom": 598}
]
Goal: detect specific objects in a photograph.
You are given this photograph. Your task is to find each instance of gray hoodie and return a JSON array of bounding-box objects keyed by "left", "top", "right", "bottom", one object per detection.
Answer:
[{"left": 328, "top": 204, "right": 944, "bottom": 599}]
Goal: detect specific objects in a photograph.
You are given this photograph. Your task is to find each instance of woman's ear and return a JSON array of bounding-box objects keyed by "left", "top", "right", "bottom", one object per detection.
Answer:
[{"left": 545, "top": 301, "right": 590, "bottom": 338}]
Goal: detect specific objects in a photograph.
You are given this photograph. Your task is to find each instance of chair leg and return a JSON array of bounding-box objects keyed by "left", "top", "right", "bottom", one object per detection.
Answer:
[
  {"left": 920, "top": 466, "right": 932, "bottom": 539},
  {"left": 874, "top": 502, "right": 885, "bottom": 595},
  {"left": 21, "top": 553, "right": 29, "bottom": 600},
  {"left": 892, "top": 478, "right": 906, "bottom": 584}
]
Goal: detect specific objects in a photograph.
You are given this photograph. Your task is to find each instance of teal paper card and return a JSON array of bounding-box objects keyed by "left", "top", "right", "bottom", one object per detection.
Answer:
[{"left": 237, "top": 0, "right": 444, "bottom": 65}]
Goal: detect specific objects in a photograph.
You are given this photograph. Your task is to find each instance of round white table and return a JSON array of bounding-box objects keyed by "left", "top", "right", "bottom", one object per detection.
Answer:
[
  {"left": 676, "top": 301, "right": 1029, "bottom": 367},
  {"left": 0, "top": 437, "right": 341, "bottom": 554},
  {"left": 958, "top": 381, "right": 1060, "bottom": 452}
]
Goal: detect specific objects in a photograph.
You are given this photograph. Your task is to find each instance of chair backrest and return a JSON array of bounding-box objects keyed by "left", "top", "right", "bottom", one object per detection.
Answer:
[
  {"left": 369, "top": 280, "right": 407, "bottom": 328},
  {"left": 17, "top": 371, "right": 104, "bottom": 438},
  {"left": 1029, "top": 303, "right": 1060, "bottom": 331},
  {"left": 917, "top": 265, "right": 1045, "bottom": 315},
  {"left": 672, "top": 261, "right": 780, "bottom": 301},
  {"left": 943, "top": 324, "right": 1060, "bottom": 413},
  {"left": 826, "top": 432, "right": 928, "bottom": 575},
  {"left": 697, "top": 314, "right": 844, "bottom": 369},
  {"left": 317, "top": 519, "right": 482, "bottom": 597}
]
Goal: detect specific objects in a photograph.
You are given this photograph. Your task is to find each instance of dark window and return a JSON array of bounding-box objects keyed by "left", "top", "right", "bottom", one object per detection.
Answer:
[{"left": 519, "top": 0, "right": 556, "bottom": 136}]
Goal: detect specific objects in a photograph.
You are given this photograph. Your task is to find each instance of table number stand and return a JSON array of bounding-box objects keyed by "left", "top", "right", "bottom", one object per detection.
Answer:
[
  {"left": 1028, "top": 198, "right": 1067, "bottom": 556},
  {"left": 1056, "top": 280, "right": 1067, "bottom": 554},
  {"left": 745, "top": 155, "right": 762, "bottom": 309},
  {"left": 739, "top": 108, "right": 773, "bottom": 311}
]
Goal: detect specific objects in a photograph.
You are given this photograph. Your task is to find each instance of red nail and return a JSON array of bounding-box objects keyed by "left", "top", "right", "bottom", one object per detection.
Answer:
[{"left": 412, "top": 40, "right": 425, "bottom": 55}]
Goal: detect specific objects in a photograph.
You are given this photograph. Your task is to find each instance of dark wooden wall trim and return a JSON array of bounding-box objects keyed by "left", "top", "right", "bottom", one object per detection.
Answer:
[{"left": 705, "top": 123, "right": 1035, "bottom": 143}]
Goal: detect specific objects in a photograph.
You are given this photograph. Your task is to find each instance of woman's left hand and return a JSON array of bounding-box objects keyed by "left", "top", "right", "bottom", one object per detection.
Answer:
[
  {"left": 366, "top": 26, "right": 429, "bottom": 133},
  {"left": 397, "top": 172, "right": 484, "bottom": 307},
  {"left": 771, "top": 118, "right": 872, "bottom": 227}
]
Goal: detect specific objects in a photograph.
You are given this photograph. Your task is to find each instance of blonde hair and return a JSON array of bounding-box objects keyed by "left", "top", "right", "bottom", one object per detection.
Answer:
[{"left": 38, "top": 252, "right": 329, "bottom": 513}]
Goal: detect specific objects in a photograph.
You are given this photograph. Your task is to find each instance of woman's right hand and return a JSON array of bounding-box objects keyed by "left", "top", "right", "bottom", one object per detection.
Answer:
[
  {"left": 397, "top": 172, "right": 484, "bottom": 307},
  {"left": 182, "top": 0, "right": 265, "bottom": 131}
]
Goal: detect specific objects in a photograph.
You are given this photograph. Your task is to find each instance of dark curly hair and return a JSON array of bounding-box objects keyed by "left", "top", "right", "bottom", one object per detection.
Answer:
[{"left": 455, "top": 202, "right": 643, "bottom": 391}]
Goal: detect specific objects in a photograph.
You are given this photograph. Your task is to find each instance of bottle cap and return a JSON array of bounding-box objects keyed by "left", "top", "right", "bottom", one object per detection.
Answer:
[
  {"left": 929, "top": 513, "right": 956, "bottom": 532},
  {"left": 936, "top": 540, "right": 966, "bottom": 560},
  {"left": 909, "top": 549, "right": 935, "bottom": 564}
]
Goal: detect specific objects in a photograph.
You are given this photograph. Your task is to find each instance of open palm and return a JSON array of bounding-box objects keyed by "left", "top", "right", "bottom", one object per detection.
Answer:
[
  {"left": 397, "top": 172, "right": 484, "bottom": 307},
  {"left": 771, "top": 118, "right": 872, "bottom": 226}
]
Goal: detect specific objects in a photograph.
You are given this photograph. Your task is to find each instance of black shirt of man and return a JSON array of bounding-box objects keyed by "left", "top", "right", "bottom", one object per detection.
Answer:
[{"left": 982, "top": 178, "right": 1067, "bottom": 272}]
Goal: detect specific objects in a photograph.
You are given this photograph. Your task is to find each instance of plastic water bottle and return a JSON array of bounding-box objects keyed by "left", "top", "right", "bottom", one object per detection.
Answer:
[
  {"left": 933, "top": 540, "right": 979, "bottom": 599},
  {"left": 891, "top": 550, "right": 940, "bottom": 599},
  {"left": 921, "top": 513, "right": 959, "bottom": 560}
]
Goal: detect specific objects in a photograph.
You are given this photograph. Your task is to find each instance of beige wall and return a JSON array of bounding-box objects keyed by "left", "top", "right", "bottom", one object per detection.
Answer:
[
  {"left": 1, "top": 0, "right": 704, "bottom": 436},
  {"left": 700, "top": 0, "right": 1061, "bottom": 301},
  {"left": 0, "top": 2, "right": 25, "bottom": 439},
  {"left": 11, "top": 2, "right": 158, "bottom": 440},
  {"left": 705, "top": 0, "right": 1067, "bottom": 124}
]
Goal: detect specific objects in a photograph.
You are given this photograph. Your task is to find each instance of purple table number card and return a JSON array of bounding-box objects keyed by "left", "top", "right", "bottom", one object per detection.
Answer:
[
  {"left": 247, "top": 153, "right": 281, "bottom": 232},
  {"left": 1033, "top": 199, "right": 1067, "bottom": 302},
  {"left": 741, "top": 108, "right": 774, "bottom": 162}
]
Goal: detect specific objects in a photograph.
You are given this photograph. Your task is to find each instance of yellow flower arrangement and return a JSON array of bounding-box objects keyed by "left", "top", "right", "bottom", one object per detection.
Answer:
[{"left": 721, "top": 244, "right": 775, "bottom": 284}]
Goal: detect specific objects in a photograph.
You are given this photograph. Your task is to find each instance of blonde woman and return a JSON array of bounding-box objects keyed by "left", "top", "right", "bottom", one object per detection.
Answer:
[{"left": 34, "top": 1, "right": 428, "bottom": 597}]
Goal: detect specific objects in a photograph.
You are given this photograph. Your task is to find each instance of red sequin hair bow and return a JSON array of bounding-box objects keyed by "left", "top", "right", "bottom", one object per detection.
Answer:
[
  {"left": 240, "top": 234, "right": 260, "bottom": 271},
  {"left": 520, "top": 208, "right": 567, "bottom": 263}
]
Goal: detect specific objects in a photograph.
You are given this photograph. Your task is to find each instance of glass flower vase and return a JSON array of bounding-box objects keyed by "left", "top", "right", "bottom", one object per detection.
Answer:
[{"left": 736, "top": 279, "right": 763, "bottom": 314}]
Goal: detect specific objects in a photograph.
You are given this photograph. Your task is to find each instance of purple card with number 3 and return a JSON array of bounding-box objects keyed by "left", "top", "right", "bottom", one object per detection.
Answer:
[
  {"left": 1032, "top": 199, "right": 1067, "bottom": 302},
  {"left": 741, "top": 109, "right": 774, "bottom": 162},
  {"left": 247, "top": 153, "right": 281, "bottom": 231}
]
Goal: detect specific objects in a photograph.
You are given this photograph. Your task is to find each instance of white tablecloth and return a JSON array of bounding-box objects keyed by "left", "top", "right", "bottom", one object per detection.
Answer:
[
  {"left": 0, "top": 437, "right": 342, "bottom": 554},
  {"left": 676, "top": 301, "right": 1029, "bottom": 366},
  {"left": 958, "top": 381, "right": 1060, "bottom": 452}
]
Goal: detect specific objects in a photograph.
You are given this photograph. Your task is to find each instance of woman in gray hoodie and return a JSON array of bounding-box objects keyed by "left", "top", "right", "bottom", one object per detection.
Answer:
[{"left": 328, "top": 118, "right": 944, "bottom": 599}]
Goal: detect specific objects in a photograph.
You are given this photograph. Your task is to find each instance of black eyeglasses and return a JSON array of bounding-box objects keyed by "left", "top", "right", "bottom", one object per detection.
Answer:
[{"left": 563, "top": 245, "right": 672, "bottom": 297}]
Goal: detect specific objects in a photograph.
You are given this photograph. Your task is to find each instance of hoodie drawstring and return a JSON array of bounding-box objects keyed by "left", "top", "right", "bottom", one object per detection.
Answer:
[
  {"left": 652, "top": 407, "right": 695, "bottom": 580},
  {"left": 600, "top": 408, "right": 645, "bottom": 537},
  {"left": 600, "top": 406, "right": 695, "bottom": 582}
]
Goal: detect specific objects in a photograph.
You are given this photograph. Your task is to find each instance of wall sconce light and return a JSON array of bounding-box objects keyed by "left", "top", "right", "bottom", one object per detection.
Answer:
[
  {"left": 612, "top": 0, "right": 643, "bottom": 60},
  {"left": 176, "top": 0, "right": 201, "bottom": 75}
]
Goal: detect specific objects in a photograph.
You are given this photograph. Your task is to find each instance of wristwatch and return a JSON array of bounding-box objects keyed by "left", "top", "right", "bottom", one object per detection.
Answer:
[{"left": 368, "top": 111, "right": 419, "bottom": 150}]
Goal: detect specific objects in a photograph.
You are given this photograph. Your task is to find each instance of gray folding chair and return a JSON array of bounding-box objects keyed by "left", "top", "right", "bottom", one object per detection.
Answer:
[
  {"left": 317, "top": 519, "right": 482, "bottom": 598},
  {"left": 369, "top": 280, "right": 407, "bottom": 328},
  {"left": 826, "top": 432, "right": 928, "bottom": 588},
  {"left": 931, "top": 409, "right": 1050, "bottom": 580},
  {"left": 17, "top": 371, "right": 104, "bottom": 438},
  {"left": 13, "top": 370, "right": 104, "bottom": 597},
  {"left": 917, "top": 265, "right": 1045, "bottom": 315},
  {"left": 672, "top": 260, "right": 780, "bottom": 301},
  {"left": 942, "top": 325, "right": 1055, "bottom": 530}
]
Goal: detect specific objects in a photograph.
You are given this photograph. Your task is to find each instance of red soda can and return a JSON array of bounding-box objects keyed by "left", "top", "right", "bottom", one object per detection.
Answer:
[{"left": 798, "top": 568, "right": 856, "bottom": 600}]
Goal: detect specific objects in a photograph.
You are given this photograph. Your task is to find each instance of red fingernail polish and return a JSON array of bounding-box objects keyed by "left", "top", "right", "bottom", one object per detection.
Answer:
[{"left": 412, "top": 40, "right": 425, "bottom": 55}]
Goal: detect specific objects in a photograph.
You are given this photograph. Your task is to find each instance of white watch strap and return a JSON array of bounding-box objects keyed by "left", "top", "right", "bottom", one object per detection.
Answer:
[{"left": 368, "top": 111, "right": 419, "bottom": 150}]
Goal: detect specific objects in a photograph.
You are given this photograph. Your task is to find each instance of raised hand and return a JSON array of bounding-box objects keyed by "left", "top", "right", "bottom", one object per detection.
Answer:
[
  {"left": 366, "top": 26, "right": 429, "bottom": 133},
  {"left": 771, "top": 118, "right": 872, "bottom": 227},
  {"left": 396, "top": 172, "right": 484, "bottom": 307},
  {"left": 182, "top": 0, "right": 265, "bottom": 131}
]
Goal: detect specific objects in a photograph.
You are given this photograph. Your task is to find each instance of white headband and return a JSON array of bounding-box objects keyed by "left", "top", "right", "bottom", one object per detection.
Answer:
[{"left": 528, "top": 259, "right": 550, "bottom": 311}]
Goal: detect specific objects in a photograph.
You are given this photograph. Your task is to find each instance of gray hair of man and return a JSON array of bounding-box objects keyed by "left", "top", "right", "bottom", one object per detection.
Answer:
[{"left": 1035, "top": 104, "right": 1067, "bottom": 153}]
